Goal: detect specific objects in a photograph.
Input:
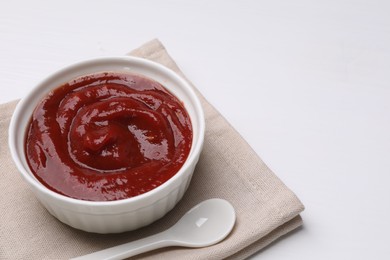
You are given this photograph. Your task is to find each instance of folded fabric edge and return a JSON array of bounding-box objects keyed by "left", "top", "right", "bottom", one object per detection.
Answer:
[
  {"left": 0, "top": 100, "right": 19, "bottom": 121},
  {"left": 227, "top": 215, "right": 303, "bottom": 260}
]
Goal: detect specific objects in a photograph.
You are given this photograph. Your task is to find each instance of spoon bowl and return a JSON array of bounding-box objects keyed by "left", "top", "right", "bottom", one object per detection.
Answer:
[
  {"left": 72, "top": 199, "right": 235, "bottom": 260},
  {"left": 169, "top": 198, "right": 236, "bottom": 247}
]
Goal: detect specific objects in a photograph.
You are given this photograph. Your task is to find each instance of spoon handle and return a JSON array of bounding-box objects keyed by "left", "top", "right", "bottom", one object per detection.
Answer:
[{"left": 70, "top": 230, "right": 175, "bottom": 260}]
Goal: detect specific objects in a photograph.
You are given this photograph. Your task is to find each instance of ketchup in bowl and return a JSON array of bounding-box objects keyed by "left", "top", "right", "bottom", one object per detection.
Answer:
[{"left": 25, "top": 72, "right": 193, "bottom": 201}]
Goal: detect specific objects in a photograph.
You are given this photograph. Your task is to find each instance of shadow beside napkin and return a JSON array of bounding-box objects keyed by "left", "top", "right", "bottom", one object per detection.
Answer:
[{"left": 0, "top": 39, "right": 304, "bottom": 260}]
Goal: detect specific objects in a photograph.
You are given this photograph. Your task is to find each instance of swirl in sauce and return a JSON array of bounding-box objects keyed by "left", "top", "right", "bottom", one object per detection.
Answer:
[{"left": 25, "top": 72, "right": 192, "bottom": 201}]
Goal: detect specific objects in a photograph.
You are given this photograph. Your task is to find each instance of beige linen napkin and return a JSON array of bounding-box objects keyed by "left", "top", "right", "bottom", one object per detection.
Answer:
[{"left": 0, "top": 39, "right": 304, "bottom": 260}]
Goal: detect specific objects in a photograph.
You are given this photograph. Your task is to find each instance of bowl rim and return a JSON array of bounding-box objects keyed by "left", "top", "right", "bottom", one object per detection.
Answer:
[{"left": 8, "top": 56, "right": 205, "bottom": 208}]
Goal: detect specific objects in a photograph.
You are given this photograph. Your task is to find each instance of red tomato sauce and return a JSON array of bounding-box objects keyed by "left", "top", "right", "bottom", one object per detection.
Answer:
[{"left": 25, "top": 72, "right": 193, "bottom": 201}]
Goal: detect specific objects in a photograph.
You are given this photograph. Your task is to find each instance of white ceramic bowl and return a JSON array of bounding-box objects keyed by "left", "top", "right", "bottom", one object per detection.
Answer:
[{"left": 8, "top": 57, "right": 205, "bottom": 233}]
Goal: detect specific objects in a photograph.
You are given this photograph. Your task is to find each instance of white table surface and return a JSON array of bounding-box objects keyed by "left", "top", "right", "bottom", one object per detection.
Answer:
[{"left": 2, "top": 0, "right": 390, "bottom": 259}]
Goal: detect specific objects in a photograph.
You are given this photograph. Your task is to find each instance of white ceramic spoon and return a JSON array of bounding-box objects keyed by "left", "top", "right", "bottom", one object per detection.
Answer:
[{"left": 71, "top": 198, "right": 236, "bottom": 260}]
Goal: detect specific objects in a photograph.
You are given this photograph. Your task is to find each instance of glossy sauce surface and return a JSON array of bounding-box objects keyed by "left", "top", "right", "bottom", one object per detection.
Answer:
[{"left": 25, "top": 72, "right": 192, "bottom": 201}]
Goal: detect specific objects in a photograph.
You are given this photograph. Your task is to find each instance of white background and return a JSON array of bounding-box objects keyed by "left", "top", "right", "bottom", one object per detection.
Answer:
[{"left": 1, "top": 0, "right": 390, "bottom": 259}]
